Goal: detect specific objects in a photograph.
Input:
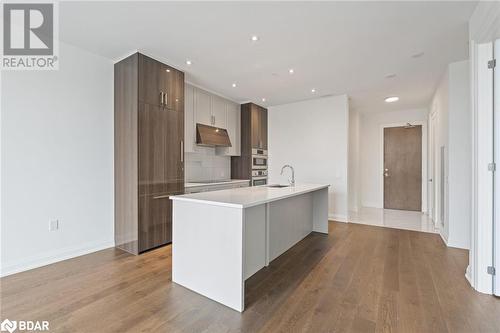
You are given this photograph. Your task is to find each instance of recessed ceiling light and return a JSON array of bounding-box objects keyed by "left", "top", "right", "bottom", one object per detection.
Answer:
[
  {"left": 251, "top": 35, "right": 259, "bottom": 42},
  {"left": 385, "top": 96, "right": 399, "bottom": 103},
  {"left": 186, "top": 60, "right": 192, "bottom": 65},
  {"left": 232, "top": 83, "right": 237, "bottom": 88},
  {"left": 261, "top": 98, "right": 266, "bottom": 102},
  {"left": 166, "top": 69, "right": 171, "bottom": 72},
  {"left": 311, "top": 88, "right": 316, "bottom": 93},
  {"left": 289, "top": 68, "right": 294, "bottom": 74},
  {"left": 385, "top": 73, "right": 396, "bottom": 79},
  {"left": 411, "top": 52, "right": 424, "bottom": 58}
]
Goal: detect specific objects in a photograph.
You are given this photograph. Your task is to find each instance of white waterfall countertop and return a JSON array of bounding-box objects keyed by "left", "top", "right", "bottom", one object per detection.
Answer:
[{"left": 170, "top": 183, "right": 329, "bottom": 208}]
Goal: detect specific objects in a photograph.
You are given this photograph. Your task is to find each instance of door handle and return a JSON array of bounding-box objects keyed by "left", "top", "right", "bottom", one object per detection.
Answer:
[
  {"left": 165, "top": 92, "right": 168, "bottom": 106},
  {"left": 160, "top": 92, "right": 164, "bottom": 105}
]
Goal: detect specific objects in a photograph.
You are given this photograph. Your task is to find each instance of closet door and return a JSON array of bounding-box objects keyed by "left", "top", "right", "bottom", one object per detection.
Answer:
[{"left": 494, "top": 39, "right": 500, "bottom": 296}]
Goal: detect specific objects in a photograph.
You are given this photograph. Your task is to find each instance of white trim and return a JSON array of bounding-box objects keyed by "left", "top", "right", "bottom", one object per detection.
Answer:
[
  {"left": 0, "top": 240, "right": 114, "bottom": 277},
  {"left": 329, "top": 214, "right": 348, "bottom": 222},
  {"left": 379, "top": 121, "right": 428, "bottom": 212}
]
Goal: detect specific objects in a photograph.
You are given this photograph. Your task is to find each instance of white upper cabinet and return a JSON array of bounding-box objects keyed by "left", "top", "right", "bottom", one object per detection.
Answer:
[
  {"left": 185, "top": 84, "right": 241, "bottom": 156},
  {"left": 211, "top": 95, "right": 227, "bottom": 129},
  {"left": 217, "top": 101, "right": 241, "bottom": 156},
  {"left": 184, "top": 84, "right": 195, "bottom": 153},
  {"left": 194, "top": 88, "right": 212, "bottom": 126}
]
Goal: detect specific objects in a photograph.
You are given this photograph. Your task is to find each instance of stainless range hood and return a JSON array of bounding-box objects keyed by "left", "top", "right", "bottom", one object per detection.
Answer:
[{"left": 196, "top": 123, "right": 232, "bottom": 147}]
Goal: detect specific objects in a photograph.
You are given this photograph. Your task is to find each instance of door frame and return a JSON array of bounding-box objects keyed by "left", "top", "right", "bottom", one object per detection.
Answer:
[
  {"left": 379, "top": 120, "right": 428, "bottom": 212},
  {"left": 429, "top": 111, "right": 437, "bottom": 223}
]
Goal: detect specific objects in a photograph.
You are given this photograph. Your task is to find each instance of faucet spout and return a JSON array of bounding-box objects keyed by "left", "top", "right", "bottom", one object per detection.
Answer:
[{"left": 280, "top": 164, "right": 295, "bottom": 186}]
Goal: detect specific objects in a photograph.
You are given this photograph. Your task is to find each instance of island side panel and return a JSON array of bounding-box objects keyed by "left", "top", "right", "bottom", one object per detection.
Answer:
[
  {"left": 268, "top": 192, "right": 314, "bottom": 262},
  {"left": 172, "top": 200, "right": 245, "bottom": 312},
  {"left": 312, "top": 187, "right": 329, "bottom": 234},
  {"left": 243, "top": 205, "right": 267, "bottom": 280}
]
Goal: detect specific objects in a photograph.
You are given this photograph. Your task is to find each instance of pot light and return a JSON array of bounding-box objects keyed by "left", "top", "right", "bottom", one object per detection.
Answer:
[
  {"left": 385, "top": 96, "right": 399, "bottom": 103},
  {"left": 289, "top": 68, "right": 294, "bottom": 74},
  {"left": 251, "top": 35, "right": 259, "bottom": 42},
  {"left": 166, "top": 69, "right": 170, "bottom": 73},
  {"left": 232, "top": 83, "right": 237, "bottom": 88},
  {"left": 311, "top": 88, "right": 316, "bottom": 93},
  {"left": 261, "top": 98, "right": 266, "bottom": 102},
  {"left": 186, "top": 60, "right": 192, "bottom": 65}
]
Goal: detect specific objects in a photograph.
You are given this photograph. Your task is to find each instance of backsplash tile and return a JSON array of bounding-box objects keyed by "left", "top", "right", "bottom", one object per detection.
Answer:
[{"left": 185, "top": 147, "right": 231, "bottom": 182}]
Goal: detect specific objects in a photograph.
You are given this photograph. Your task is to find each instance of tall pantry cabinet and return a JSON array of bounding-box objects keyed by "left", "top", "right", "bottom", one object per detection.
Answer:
[{"left": 115, "top": 53, "right": 184, "bottom": 254}]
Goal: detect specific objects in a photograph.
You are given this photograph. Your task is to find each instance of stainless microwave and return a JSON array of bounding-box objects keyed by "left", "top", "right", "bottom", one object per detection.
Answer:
[{"left": 252, "top": 149, "right": 268, "bottom": 170}]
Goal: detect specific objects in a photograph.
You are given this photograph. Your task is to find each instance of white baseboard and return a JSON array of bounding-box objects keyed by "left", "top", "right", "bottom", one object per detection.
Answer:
[
  {"left": 439, "top": 230, "right": 448, "bottom": 246},
  {"left": 0, "top": 239, "right": 115, "bottom": 277},
  {"left": 465, "top": 264, "right": 472, "bottom": 286},
  {"left": 329, "top": 214, "right": 348, "bottom": 223}
]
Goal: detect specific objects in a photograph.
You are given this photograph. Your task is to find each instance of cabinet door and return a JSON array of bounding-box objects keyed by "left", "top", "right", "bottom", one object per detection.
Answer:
[
  {"left": 217, "top": 101, "right": 240, "bottom": 156},
  {"left": 138, "top": 103, "right": 167, "bottom": 195},
  {"left": 194, "top": 88, "right": 212, "bottom": 126},
  {"left": 211, "top": 95, "right": 227, "bottom": 128},
  {"left": 161, "top": 66, "right": 184, "bottom": 111},
  {"left": 251, "top": 106, "right": 261, "bottom": 149},
  {"left": 165, "top": 109, "right": 184, "bottom": 194},
  {"left": 138, "top": 193, "right": 172, "bottom": 252},
  {"left": 138, "top": 55, "right": 163, "bottom": 107},
  {"left": 260, "top": 108, "right": 268, "bottom": 150},
  {"left": 184, "top": 84, "right": 195, "bottom": 153}
]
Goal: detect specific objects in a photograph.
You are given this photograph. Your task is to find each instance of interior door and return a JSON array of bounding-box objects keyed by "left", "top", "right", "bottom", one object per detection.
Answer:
[{"left": 384, "top": 125, "right": 422, "bottom": 211}]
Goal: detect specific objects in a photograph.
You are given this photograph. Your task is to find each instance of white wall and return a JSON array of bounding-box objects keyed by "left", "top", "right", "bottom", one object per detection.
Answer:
[
  {"left": 348, "top": 108, "right": 361, "bottom": 213},
  {"left": 1, "top": 41, "right": 114, "bottom": 276},
  {"left": 359, "top": 108, "right": 429, "bottom": 209},
  {"left": 268, "top": 95, "right": 349, "bottom": 221},
  {"left": 448, "top": 61, "right": 471, "bottom": 249},
  {"left": 430, "top": 60, "right": 471, "bottom": 250}
]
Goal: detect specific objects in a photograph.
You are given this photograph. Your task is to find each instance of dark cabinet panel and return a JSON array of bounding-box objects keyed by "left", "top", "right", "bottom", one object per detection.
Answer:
[
  {"left": 138, "top": 193, "right": 172, "bottom": 252},
  {"left": 115, "top": 52, "right": 184, "bottom": 255},
  {"left": 251, "top": 106, "right": 260, "bottom": 149},
  {"left": 138, "top": 54, "right": 162, "bottom": 106},
  {"left": 161, "top": 65, "right": 184, "bottom": 112},
  {"left": 138, "top": 103, "right": 168, "bottom": 195},
  {"left": 166, "top": 109, "right": 184, "bottom": 194},
  {"left": 260, "top": 108, "right": 268, "bottom": 150}
]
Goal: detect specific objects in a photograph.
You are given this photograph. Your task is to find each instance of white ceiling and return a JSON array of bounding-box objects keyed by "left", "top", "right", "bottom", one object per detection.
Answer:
[{"left": 59, "top": 1, "right": 476, "bottom": 113}]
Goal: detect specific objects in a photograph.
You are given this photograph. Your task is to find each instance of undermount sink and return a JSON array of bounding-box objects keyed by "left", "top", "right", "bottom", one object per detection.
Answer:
[{"left": 267, "top": 184, "right": 290, "bottom": 188}]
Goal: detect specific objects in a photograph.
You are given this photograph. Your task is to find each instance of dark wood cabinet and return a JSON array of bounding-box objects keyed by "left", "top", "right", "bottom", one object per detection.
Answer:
[
  {"left": 231, "top": 103, "right": 267, "bottom": 180},
  {"left": 115, "top": 53, "right": 184, "bottom": 255}
]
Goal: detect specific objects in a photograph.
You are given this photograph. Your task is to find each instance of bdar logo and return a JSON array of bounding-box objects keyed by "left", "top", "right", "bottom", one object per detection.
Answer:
[{"left": 0, "top": 319, "right": 17, "bottom": 333}]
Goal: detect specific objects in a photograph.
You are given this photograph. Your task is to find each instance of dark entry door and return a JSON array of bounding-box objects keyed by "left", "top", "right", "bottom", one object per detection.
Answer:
[{"left": 384, "top": 125, "right": 422, "bottom": 211}]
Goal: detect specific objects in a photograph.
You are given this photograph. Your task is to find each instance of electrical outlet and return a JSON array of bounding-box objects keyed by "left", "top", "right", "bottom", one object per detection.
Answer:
[{"left": 49, "top": 219, "right": 59, "bottom": 231}]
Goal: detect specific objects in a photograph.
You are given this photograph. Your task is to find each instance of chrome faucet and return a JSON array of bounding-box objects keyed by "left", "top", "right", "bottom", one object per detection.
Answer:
[{"left": 280, "top": 165, "right": 295, "bottom": 186}]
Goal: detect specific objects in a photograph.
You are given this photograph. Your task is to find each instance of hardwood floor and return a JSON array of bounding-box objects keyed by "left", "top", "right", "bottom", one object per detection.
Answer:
[{"left": 1, "top": 222, "right": 499, "bottom": 332}]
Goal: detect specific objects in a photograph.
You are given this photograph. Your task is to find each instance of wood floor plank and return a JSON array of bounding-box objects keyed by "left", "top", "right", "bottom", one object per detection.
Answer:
[{"left": 1, "top": 222, "right": 499, "bottom": 333}]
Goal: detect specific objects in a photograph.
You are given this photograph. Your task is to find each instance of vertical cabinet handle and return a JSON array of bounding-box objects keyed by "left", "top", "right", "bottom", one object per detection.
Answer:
[
  {"left": 165, "top": 92, "right": 168, "bottom": 106},
  {"left": 160, "top": 92, "right": 164, "bottom": 106},
  {"left": 180, "top": 140, "right": 184, "bottom": 162}
]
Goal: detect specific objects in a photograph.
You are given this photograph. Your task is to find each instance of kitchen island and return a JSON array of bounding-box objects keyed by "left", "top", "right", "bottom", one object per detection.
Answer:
[{"left": 170, "top": 183, "right": 329, "bottom": 312}]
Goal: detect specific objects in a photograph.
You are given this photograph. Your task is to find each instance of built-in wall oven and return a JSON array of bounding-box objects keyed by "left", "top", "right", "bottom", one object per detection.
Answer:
[
  {"left": 252, "top": 170, "right": 268, "bottom": 186},
  {"left": 251, "top": 149, "right": 268, "bottom": 186}
]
